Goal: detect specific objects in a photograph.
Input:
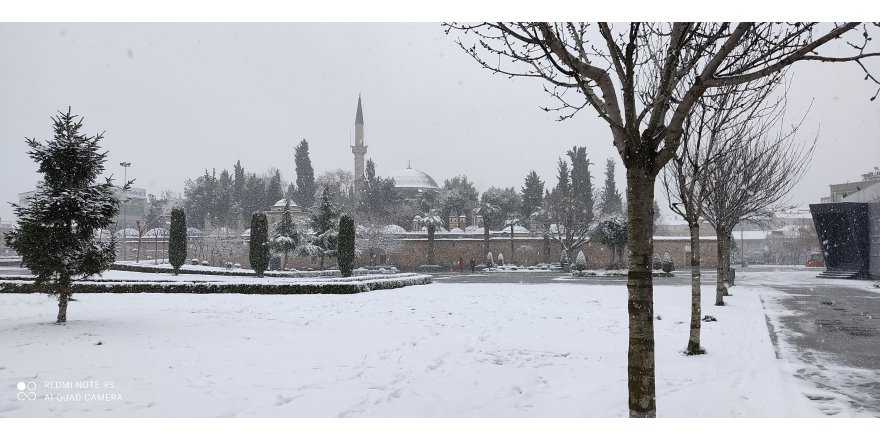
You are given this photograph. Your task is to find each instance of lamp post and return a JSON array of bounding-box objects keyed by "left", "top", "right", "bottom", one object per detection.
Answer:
[{"left": 120, "top": 162, "right": 131, "bottom": 261}]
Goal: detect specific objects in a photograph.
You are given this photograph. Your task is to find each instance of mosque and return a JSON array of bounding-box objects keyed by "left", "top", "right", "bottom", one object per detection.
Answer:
[{"left": 349, "top": 95, "right": 439, "bottom": 198}]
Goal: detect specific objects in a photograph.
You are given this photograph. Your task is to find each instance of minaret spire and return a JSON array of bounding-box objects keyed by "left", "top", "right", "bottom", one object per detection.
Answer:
[{"left": 352, "top": 94, "right": 368, "bottom": 200}]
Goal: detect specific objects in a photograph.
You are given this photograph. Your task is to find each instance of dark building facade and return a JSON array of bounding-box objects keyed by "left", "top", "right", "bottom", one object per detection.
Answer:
[{"left": 810, "top": 202, "right": 880, "bottom": 279}]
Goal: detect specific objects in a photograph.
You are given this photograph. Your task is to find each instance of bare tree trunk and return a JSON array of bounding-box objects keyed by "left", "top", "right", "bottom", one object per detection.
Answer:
[
  {"left": 484, "top": 223, "right": 490, "bottom": 255},
  {"left": 428, "top": 225, "right": 436, "bottom": 265},
  {"left": 56, "top": 281, "right": 70, "bottom": 324},
  {"left": 715, "top": 231, "right": 730, "bottom": 305},
  {"left": 687, "top": 222, "right": 704, "bottom": 355},
  {"left": 283, "top": 250, "right": 289, "bottom": 270},
  {"left": 510, "top": 223, "right": 515, "bottom": 266},
  {"left": 626, "top": 167, "right": 656, "bottom": 418}
]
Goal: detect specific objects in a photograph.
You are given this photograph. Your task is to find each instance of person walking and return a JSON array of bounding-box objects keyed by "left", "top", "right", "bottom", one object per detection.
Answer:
[{"left": 458, "top": 257, "right": 464, "bottom": 273}]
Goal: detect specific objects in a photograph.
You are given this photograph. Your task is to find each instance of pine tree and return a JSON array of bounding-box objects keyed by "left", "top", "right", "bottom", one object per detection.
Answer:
[
  {"left": 249, "top": 212, "right": 270, "bottom": 277},
  {"left": 337, "top": 214, "right": 356, "bottom": 277},
  {"left": 310, "top": 188, "right": 340, "bottom": 269},
  {"left": 600, "top": 158, "right": 623, "bottom": 215},
  {"left": 4, "top": 109, "right": 124, "bottom": 323},
  {"left": 272, "top": 199, "right": 300, "bottom": 269},
  {"left": 294, "top": 139, "right": 316, "bottom": 208},
  {"left": 266, "top": 169, "right": 284, "bottom": 208},
  {"left": 520, "top": 170, "right": 544, "bottom": 220},
  {"left": 168, "top": 208, "right": 187, "bottom": 275}
]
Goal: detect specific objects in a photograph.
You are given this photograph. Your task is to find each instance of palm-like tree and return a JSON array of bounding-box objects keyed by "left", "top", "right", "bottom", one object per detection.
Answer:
[
  {"left": 418, "top": 210, "right": 443, "bottom": 265},
  {"left": 473, "top": 202, "right": 500, "bottom": 255}
]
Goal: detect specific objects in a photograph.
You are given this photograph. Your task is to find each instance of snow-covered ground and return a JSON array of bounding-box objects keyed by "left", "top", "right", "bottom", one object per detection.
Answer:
[{"left": 0, "top": 279, "right": 823, "bottom": 417}]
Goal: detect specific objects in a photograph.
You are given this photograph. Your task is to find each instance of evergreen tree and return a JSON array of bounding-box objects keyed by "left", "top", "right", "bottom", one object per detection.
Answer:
[
  {"left": 249, "top": 212, "right": 270, "bottom": 277},
  {"left": 168, "top": 207, "right": 187, "bottom": 275},
  {"left": 600, "top": 158, "right": 623, "bottom": 215},
  {"left": 439, "top": 175, "right": 479, "bottom": 228},
  {"left": 592, "top": 214, "right": 628, "bottom": 269},
  {"left": 242, "top": 173, "right": 267, "bottom": 218},
  {"left": 575, "top": 250, "right": 587, "bottom": 271},
  {"left": 4, "top": 109, "right": 124, "bottom": 323},
  {"left": 294, "top": 139, "right": 316, "bottom": 208},
  {"left": 359, "top": 158, "right": 400, "bottom": 223},
  {"left": 271, "top": 199, "right": 300, "bottom": 269},
  {"left": 520, "top": 170, "right": 544, "bottom": 220},
  {"left": 216, "top": 169, "right": 233, "bottom": 227},
  {"left": 309, "top": 188, "right": 340, "bottom": 269},
  {"left": 567, "top": 146, "right": 594, "bottom": 225},
  {"left": 286, "top": 182, "right": 296, "bottom": 201},
  {"left": 266, "top": 169, "right": 284, "bottom": 208},
  {"left": 337, "top": 214, "right": 356, "bottom": 277}
]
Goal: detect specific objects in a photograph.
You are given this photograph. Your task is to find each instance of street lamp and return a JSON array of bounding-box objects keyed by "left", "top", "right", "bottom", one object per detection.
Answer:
[{"left": 120, "top": 162, "right": 131, "bottom": 261}]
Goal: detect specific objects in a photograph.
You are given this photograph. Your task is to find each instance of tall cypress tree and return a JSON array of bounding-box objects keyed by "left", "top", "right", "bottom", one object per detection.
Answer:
[
  {"left": 567, "top": 146, "right": 594, "bottom": 225},
  {"left": 294, "top": 139, "right": 316, "bottom": 208},
  {"left": 168, "top": 207, "right": 187, "bottom": 275},
  {"left": 266, "top": 169, "right": 284, "bottom": 208},
  {"left": 337, "top": 214, "right": 356, "bottom": 277},
  {"left": 600, "top": 158, "right": 623, "bottom": 215},
  {"left": 520, "top": 170, "right": 544, "bottom": 219},
  {"left": 4, "top": 109, "right": 123, "bottom": 323},
  {"left": 249, "top": 212, "right": 270, "bottom": 277}
]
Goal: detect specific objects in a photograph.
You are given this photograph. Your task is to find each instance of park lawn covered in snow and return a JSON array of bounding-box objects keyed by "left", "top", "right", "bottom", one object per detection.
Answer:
[{"left": 0, "top": 282, "right": 820, "bottom": 417}]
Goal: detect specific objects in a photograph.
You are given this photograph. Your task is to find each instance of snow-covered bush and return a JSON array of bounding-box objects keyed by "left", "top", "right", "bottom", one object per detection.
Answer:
[
  {"left": 201, "top": 260, "right": 209, "bottom": 266},
  {"left": 191, "top": 259, "right": 200, "bottom": 266},
  {"left": 575, "top": 250, "right": 587, "bottom": 272},
  {"left": 486, "top": 252, "right": 494, "bottom": 268},
  {"left": 661, "top": 251, "right": 674, "bottom": 273},
  {"left": 652, "top": 254, "right": 661, "bottom": 271},
  {"left": 225, "top": 262, "right": 233, "bottom": 270},
  {"left": 498, "top": 253, "right": 505, "bottom": 267},
  {"left": 234, "top": 263, "right": 241, "bottom": 269}
]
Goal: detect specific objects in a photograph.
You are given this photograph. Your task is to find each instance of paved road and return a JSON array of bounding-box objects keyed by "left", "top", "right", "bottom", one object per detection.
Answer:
[{"left": 764, "top": 281, "right": 880, "bottom": 416}]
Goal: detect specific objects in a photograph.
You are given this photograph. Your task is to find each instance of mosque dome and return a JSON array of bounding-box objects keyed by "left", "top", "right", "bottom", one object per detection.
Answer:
[{"left": 390, "top": 162, "right": 439, "bottom": 190}]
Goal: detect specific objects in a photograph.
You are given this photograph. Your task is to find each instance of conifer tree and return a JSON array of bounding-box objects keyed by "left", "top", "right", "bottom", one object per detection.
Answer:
[
  {"left": 337, "top": 214, "right": 356, "bottom": 277},
  {"left": 520, "top": 170, "right": 544, "bottom": 220},
  {"left": 272, "top": 199, "right": 300, "bottom": 269},
  {"left": 168, "top": 207, "right": 187, "bottom": 275},
  {"left": 249, "top": 212, "right": 270, "bottom": 277},
  {"left": 600, "top": 158, "right": 623, "bottom": 215},
  {"left": 266, "top": 169, "right": 284, "bottom": 208},
  {"left": 309, "top": 188, "right": 340, "bottom": 269},
  {"left": 294, "top": 139, "right": 316, "bottom": 208},
  {"left": 4, "top": 109, "right": 124, "bottom": 323}
]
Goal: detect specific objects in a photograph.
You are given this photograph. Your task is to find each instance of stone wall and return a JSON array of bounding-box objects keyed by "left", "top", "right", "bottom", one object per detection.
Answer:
[{"left": 226, "top": 235, "right": 720, "bottom": 271}]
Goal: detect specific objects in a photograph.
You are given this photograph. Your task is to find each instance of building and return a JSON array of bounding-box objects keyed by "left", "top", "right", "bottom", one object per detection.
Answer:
[
  {"left": 351, "top": 94, "right": 368, "bottom": 199},
  {"left": 810, "top": 168, "right": 880, "bottom": 279},
  {"left": 820, "top": 168, "right": 880, "bottom": 203}
]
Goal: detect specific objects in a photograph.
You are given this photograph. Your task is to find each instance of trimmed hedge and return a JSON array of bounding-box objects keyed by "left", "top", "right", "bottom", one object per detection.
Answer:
[
  {"left": 108, "top": 263, "right": 396, "bottom": 278},
  {"left": 0, "top": 275, "right": 432, "bottom": 295}
]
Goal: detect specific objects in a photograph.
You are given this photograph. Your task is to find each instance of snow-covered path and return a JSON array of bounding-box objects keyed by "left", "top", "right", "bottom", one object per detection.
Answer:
[{"left": 0, "top": 282, "right": 819, "bottom": 417}]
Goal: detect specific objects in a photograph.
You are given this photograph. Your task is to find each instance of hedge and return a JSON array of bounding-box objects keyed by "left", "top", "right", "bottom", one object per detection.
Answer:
[
  {"left": 108, "top": 263, "right": 396, "bottom": 278},
  {"left": 0, "top": 274, "right": 432, "bottom": 295}
]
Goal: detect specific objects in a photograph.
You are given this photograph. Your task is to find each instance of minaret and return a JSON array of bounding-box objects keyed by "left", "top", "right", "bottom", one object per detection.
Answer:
[{"left": 352, "top": 94, "right": 368, "bottom": 199}]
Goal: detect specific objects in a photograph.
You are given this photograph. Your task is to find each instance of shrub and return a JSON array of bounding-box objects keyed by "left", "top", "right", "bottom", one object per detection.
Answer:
[
  {"left": 652, "top": 254, "right": 661, "bottom": 270},
  {"left": 225, "top": 262, "right": 233, "bottom": 270},
  {"left": 191, "top": 259, "right": 200, "bottom": 266},
  {"left": 498, "top": 253, "right": 505, "bottom": 266},
  {"left": 201, "top": 260, "right": 209, "bottom": 266},
  {"left": 234, "top": 263, "right": 241, "bottom": 269},
  {"left": 249, "top": 212, "right": 270, "bottom": 277},
  {"left": 486, "top": 252, "right": 494, "bottom": 268},
  {"left": 337, "top": 214, "right": 355, "bottom": 277},
  {"left": 575, "top": 251, "right": 587, "bottom": 271},
  {"left": 168, "top": 208, "right": 187, "bottom": 275},
  {"left": 661, "top": 251, "right": 674, "bottom": 273}
]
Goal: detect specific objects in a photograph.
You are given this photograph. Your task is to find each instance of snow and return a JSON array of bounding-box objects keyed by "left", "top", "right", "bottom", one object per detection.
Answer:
[{"left": 0, "top": 279, "right": 821, "bottom": 417}]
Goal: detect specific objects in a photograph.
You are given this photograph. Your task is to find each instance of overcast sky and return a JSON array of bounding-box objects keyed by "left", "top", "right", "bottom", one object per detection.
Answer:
[{"left": 1, "top": 23, "right": 878, "bottom": 223}]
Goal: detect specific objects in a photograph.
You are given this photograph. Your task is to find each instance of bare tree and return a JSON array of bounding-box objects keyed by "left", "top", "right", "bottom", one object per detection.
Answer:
[
  {"left": 702, "top": 104, "right": 815, "bottom": 305},
  {"left": 444, "top": 22, "right": 879, "bottom": 417},
  {"left": 662, "top": 78, "right": 781, "bottom": 355}
]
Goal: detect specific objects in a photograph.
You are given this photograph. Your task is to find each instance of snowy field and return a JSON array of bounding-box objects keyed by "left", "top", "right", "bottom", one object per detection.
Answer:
[{"left": 0, "top": 276, "right": 830, "bottom": 418}]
